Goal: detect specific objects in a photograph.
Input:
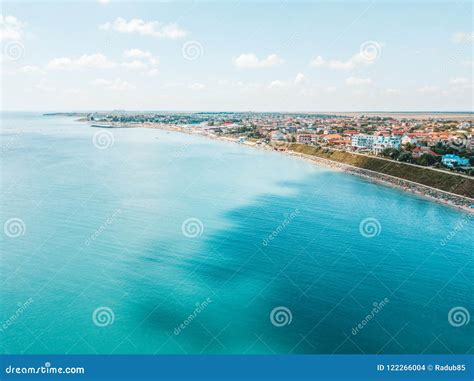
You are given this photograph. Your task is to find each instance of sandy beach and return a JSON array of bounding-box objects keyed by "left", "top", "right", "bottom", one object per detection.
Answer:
[{"left": 86, "top": 121, "right": 474, "bottom": 214}]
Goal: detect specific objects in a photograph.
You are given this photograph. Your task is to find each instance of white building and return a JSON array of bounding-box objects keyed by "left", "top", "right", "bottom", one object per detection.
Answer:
[
  {"left": 351, "top": 134, "right": 377, "bottom": 149},
  {"left": 352, "top": 134, "right": 401, "bottom": 153}
]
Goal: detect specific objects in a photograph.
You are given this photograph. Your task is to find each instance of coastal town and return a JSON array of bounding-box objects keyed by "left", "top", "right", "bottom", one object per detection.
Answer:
[{"left": 84, "top": 111, "right": 474, "bottom": 177}]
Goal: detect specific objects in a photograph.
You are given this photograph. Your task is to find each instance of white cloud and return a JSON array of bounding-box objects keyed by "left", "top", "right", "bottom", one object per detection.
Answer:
[
  {"left": 161, "top": 82, "right": 185, "bottom": 89},
  {"left": 100, "top": 18, "right": 187, "bottom": 39},
  {"left": 122, "top": 49, "right": 159, "bottom": 70},
  {"left": 345, "top": 77, "right": 372, "bottom": 86},
  {"left": 294, "top": 73, "right": 306, "bottom": 85},
  {"left": 98, "top": 0, "right": 110, "bottom": 4},
  {"left": 268, "top": 80, "right": 286, "bottom": 88},
  {"left": 311, "top": 42, "right": 383, "bottom": 70},
  {"left": 148, "top": 69, "right": 159, "bottom": 76},
  {"left": 385, "top": 88, "right": 400, "bottom": 95},
  {"left": 34, "top": 79, "right": 55, "bottom": 92},
  {"left": 18, "top": 65, "right": 44, "bottom": 75},
  {"left": 92, "top": 78, "right": 135, "bottom": 91},
  {"left": 124, "top": 49, "right": 152, "bottom": 59},
  {"left": 451, "top": 32, "right": 474, "bottom": 44},
  {"left": 121, "top": 60, "right": 148, "bottom": 70},
  {"left": 188, "top": 82, "right": 205, "bottom": 90},
  {"left": 65, "top": 88, "right": 81, "bottom": 94},
  {"left": 461, "top": 60, "right": 473, "bottom": 68},
  {"left": 0, "top": 15, "right": 25, "bottom": 41},
  {"left": 449, "top": 77, "right": 470, "bottom": 85},
  {"left": 417, "top": 85, "right": 438, "bottom": 93},
  {"left": 48, "top": 54, "right": 116, "bottom": 70},
  {"left": 310, "top": 56, "right": 325, "bottom": 67},
  {"left": 233, "top": 53, "right": 283, "bottom": 69}
]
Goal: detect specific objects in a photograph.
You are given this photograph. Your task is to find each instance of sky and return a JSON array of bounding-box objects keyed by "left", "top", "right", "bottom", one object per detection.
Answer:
[{"left": 0, "top": 0, "right": 473, "bottom": 112}]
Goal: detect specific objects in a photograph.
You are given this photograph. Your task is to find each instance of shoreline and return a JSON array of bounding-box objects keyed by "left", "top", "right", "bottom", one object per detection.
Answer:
[{"left": 85, "top": 121, "right": 474, "bottom": 214}]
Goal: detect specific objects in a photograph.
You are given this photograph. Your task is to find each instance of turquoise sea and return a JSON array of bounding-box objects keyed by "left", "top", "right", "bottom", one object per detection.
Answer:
[{"left": 0, "top": 112, "right": 472, "bottom": 354}]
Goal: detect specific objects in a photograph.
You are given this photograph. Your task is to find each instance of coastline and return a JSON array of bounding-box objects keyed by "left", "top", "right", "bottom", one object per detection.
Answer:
[{"left": 84, "top": 121, "right": 474, "bottom": 214}]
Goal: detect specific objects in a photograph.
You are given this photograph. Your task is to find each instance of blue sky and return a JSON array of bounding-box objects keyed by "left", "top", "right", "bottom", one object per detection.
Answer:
[{"left": 1, "top": 1, "right": 472, "bottom": 111}]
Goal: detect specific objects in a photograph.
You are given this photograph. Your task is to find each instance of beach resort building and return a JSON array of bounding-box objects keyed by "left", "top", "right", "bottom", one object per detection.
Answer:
[
  {"left": 351, "top": 134, "right": 377, "bottom": 149},
  {"left": 441, "top": 154, "right": 470, "bottom": 168}
]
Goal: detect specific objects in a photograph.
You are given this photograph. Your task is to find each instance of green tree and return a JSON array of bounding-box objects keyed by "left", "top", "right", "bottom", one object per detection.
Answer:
[
  {"left": 381, "top": 147, "right": 400, "bottom": 160},
  {"left": 398, "top": 151, "right": 413, "bottom": 163},
  {"left": 417, "top": 154, "right": 439, "bottom": 166}
]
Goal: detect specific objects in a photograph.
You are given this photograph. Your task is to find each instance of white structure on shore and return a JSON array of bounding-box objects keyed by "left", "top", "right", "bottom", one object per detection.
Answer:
[{"left": 352, "top": 134, "right": 401, "bottom": 154}]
